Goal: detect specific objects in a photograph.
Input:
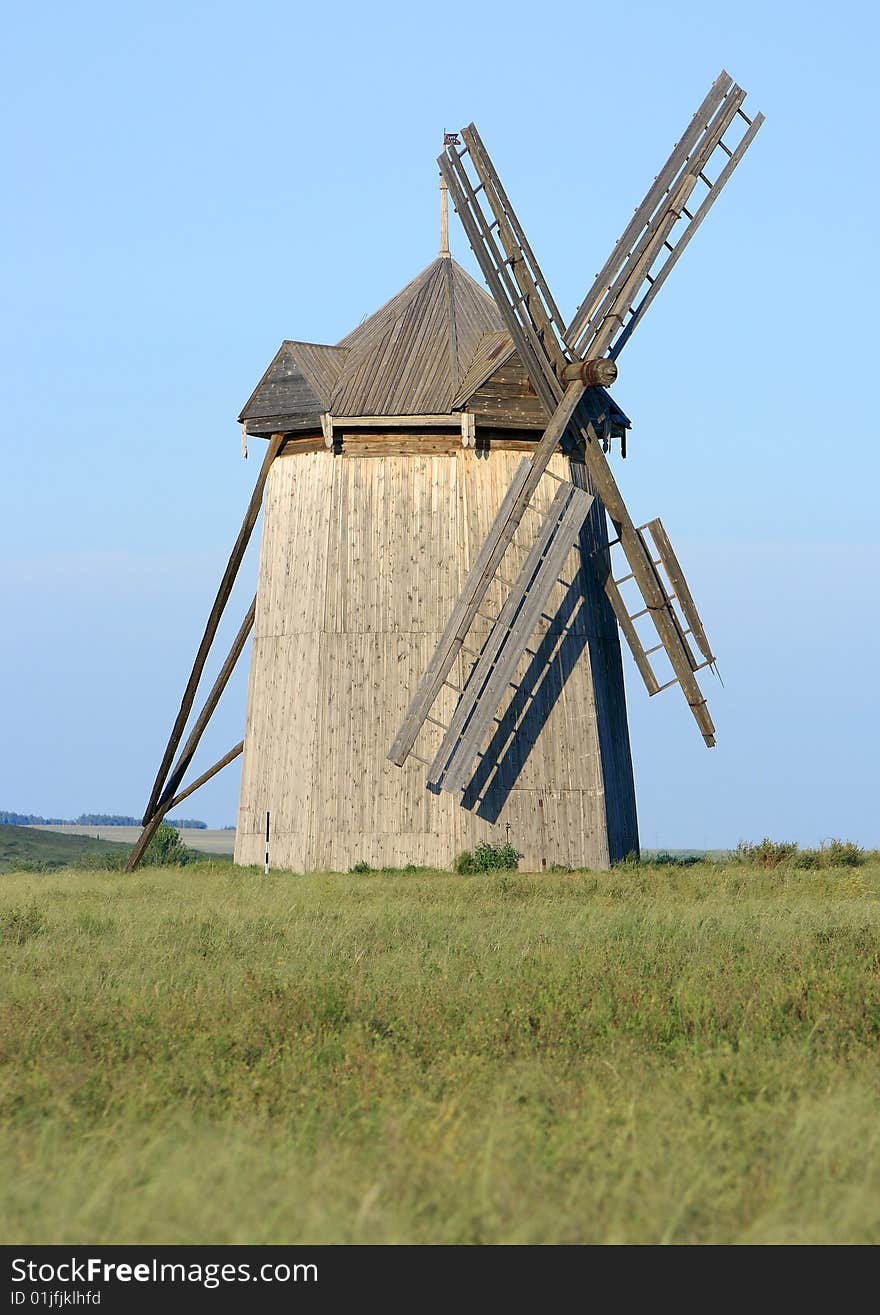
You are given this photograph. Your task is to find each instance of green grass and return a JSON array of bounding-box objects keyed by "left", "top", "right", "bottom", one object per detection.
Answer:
[
  {"left": 2, "top": 859, "right": 880, "bottom": 1243},
  {"left": 0, "top": 823, "right": 130, "bottom": 873}
]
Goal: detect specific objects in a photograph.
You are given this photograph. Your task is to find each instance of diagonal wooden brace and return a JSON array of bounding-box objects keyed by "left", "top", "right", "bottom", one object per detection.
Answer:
[{"left": 142, "top": 434, "right": 284, "bottom": 823}]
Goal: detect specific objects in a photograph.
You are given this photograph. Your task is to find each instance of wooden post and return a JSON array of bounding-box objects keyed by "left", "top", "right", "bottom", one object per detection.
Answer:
[{"left": 440, "top": 173, "right": 450, "bottom": 257}]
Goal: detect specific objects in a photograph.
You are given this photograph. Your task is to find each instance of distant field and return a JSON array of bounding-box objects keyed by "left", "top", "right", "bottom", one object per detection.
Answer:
[
  {"left": 0, "top": 823, "right": 130, "bottom": 873},
  {"left": 2, "top": 859, "right": 880, "bottom": 1243},
  {"left": 28, "top": 824, "right": 235, "bottom": 856}
]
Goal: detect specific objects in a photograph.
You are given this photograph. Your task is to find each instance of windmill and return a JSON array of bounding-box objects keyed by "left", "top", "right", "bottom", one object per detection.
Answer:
[{"left": 128, "top": 70, "right": 762, "bottom": 873}]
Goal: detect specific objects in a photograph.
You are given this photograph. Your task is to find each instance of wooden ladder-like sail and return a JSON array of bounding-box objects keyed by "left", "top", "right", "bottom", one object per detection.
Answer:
[
  {"left": 565, "top": 72, "right": 765, "bottom": 362},
  {"left": 427, "top": 478, "right": 595, "bottom": 794},
  {"left": 390, "top": 72, "right": 763, "bottom": 779}
]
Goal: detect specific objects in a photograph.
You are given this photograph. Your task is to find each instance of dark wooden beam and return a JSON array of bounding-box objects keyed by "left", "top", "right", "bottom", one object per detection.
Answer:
[
  {"left": 125, "top": 811, "right": 167, "bottom": 874},
  {"left": 126, "top": 741, "right": 244, "bottom": 873},
  {"left": 155, "top": 597, "right": 256, "bottom": 814},
  {"left": 166, "top": 741, "right": 244, "bottom": 811},
  {"left": 142, "top": 434, "right": 284, "bottom": 824}
]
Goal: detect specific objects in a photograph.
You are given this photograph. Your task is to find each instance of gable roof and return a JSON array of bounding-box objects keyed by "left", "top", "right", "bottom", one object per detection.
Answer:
[
  {"left": 452, "top": 331, "right": 517, "bottom": 408},
  {"left": 238, "top": 340, "right": 346, "bottom": 430}
]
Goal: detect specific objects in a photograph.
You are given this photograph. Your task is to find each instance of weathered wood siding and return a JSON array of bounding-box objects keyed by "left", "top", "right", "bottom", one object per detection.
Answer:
[
  {"left": 235, "top": 448, "right": 638, "bottom": 871},
  {"left": 467, "top": 356, "right": 548, "bottom": 430}
]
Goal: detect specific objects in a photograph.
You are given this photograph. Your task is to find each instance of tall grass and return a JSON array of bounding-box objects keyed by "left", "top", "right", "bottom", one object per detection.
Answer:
[{"left": 2, "top": 859, "right": 880, "bottom": 1243}]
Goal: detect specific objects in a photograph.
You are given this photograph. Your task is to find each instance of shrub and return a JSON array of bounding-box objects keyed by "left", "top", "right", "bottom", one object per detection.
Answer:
[
  {"left": 735, "top": 838, "right": 865, "bottom": 871},
  {"left": 454, "top": 841, "right": 522, "bottom": 874},
  {"left": 823, "top": 838, "right": 865, "bottom": 868},
  {"left": 349, "top": 860, "right": 372, "bottom": 874},
  {"left": 141, "top": 824, "right": 194, "bottom": 867},
  {"left": 735, "top": 839, "right": 799, "bottom": 870}
]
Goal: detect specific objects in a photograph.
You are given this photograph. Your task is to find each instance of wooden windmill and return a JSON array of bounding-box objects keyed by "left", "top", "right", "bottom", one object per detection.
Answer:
[{"left": 129, "top": 70, "right": 762, "bottom": 873}]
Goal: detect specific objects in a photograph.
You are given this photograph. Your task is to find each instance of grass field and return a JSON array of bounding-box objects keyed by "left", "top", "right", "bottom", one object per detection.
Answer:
[{"left": 2, "top": 858, "right": 880, "bottom": 1244}]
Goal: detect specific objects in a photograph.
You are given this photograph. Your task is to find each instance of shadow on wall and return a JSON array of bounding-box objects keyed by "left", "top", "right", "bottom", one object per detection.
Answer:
[
  {"left": 460, "top": 571, "right": 591, "bottom": 823},
  {"left": 426, "top": 470, "right": 635, "bottom": 847}
]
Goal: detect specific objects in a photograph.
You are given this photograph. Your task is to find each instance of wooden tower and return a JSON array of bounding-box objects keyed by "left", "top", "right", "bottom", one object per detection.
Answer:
[
  {"left": 128, "top": 72, "right": 762, "bottom": 874},
  {"left": 233, "top": 255, "right": 637, "bottom": 871}
]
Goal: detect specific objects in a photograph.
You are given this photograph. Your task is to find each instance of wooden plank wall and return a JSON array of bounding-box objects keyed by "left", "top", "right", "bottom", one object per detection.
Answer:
[
  {"left": 468, "top": 357, "right": 548, "bottom": 430},
  {"left": 235, "top": 447, "right": 638, "bottom": 871}
]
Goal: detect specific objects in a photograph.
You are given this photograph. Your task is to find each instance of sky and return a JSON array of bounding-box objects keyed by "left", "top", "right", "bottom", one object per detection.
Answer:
[{"left": 1, "top": 0, "right": 877, "bottom": 846}]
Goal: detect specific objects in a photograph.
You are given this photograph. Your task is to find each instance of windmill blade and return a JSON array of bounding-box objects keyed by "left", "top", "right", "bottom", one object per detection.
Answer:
[
  {"left": 437, "top": 119, "right": 719, "bottom": 745},
  {"left": 388, "top": 392, "right": 584, "bottom": 768},
  {"left": 572, "top": 393, "right": 716, "bottom": 745},
  {"left": 641, "top": 518, "right": 714, "bottom": 667},
  {"left": 566, "top": 72, "right": 764, "bottom": 362},
  {"left": 608, "top": 113, "right": 764, "bottom": 360},
  {"left": 390, "top": 83, "right": 764, "bottom": 773},
  {"left": 428, "top": 480, "right": 595, "bottom": 794},
  {"left": 565, "top": 70, "right": 734, "bottom": 349},
  {"left": 459, "top": 125, "right": 571, "bottom": 378},
  {"left": 438, "top": 133, "right": 566, "bottom": 414}
]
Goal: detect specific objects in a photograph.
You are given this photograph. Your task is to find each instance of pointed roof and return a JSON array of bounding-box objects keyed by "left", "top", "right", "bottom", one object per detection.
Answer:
[
  {"left": 239, "top": 257, "right": 504, "bottom": 430},
  {"left": 330, "top": 257, "right": 504, "bottom": 415}
]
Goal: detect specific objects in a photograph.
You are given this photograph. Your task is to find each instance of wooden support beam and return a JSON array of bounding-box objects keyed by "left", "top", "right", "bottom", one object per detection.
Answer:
[
  {"left": 155, "top": 597, "right": 256, "bottom": 814},
  {"left": 328, "top": 414, "right": 464, "bottom": 428},
  {"left": 126, "top": 741, "right": 244, "bottom": 873},
  {"left": 142, "top": 434, "right": 284, "bottom": 824},
  {"left": 166, "top": 741, "right": 244, "bottom": 811},
  {"left": 124, "top": 811, "right": 167, "bottom": 874}
]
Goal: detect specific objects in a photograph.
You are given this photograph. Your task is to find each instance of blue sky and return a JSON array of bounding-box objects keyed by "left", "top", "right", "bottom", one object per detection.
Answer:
[{"left": 2, "top": 0, "right": 877, "bottom": 845}]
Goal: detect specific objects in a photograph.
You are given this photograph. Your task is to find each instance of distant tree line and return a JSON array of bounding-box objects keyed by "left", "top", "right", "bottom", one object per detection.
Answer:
[{"left": 1, "top": 811, "right": 207, "bottom": 829}]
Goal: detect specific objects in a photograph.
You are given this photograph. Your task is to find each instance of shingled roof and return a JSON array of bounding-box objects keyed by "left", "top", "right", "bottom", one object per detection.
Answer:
[
  {"left": 239, "top": 254, "right": 629, "bottom": 438},
  {"left": 240, "top": 257, "right": 507, "bottom": 433}
]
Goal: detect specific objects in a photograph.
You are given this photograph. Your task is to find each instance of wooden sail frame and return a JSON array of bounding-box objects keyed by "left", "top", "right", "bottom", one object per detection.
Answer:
[{"left": 392, "top": 71, "right": 763, "bottom": 773}]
